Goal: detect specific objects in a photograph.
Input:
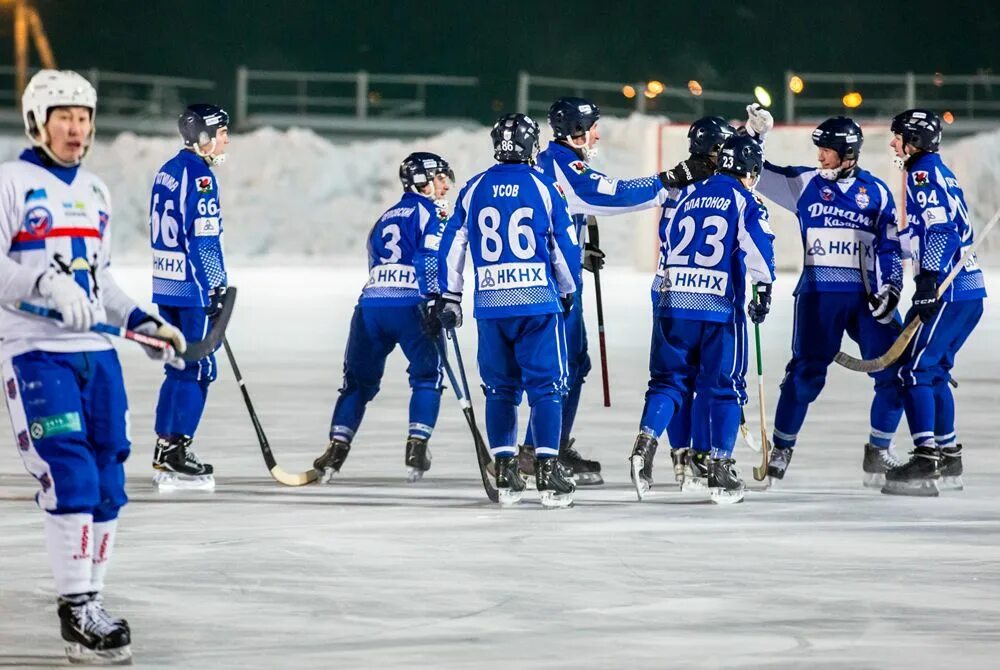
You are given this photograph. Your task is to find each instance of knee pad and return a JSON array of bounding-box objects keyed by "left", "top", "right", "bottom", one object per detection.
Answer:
[
  {"left": 483, "top": 383, "right": 521, "bottom": 406},
  {"left": 339, "top": 373, "right": 381, "bottom": 403},
  {"left": 781, "top": 360, "right": 827, "bottom": 403}
]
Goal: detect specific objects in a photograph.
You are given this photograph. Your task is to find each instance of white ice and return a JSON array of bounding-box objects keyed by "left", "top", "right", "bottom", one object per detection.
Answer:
[{"left": 2, "top": 265, "right": 1000, "bottom": 669}]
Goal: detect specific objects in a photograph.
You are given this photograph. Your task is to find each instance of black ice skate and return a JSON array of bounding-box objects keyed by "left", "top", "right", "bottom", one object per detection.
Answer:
[
  {"left": 58, "top": 593, "right": 132, "bottom": 665},
  {"left": 152, "top": 436, "right": 215, "bottom": 491},
  {"left": 559, "top": 438, "right": 604, "bottom": 486},
  {"left": 536, "top": 456, "right": 575, "bottom": 508},
  {"left": 862, "top": 443, "right": 902, "bottom": 489},
  {"left": 708, "top": 457, "right": 745, "bottom": 504},
  {"left": 518, "top": 445, "right": 536, "bottom": 489},
  {"left": 404, "top": 437, "right": 432, "bottom": 482},
  {"left": 314, "top": 439, "right": 351, "bottom": 484},
  {"left": 495, "top": 454, "right": 526, "bottom": 506},
  {"left": 881, "top": 446, "right": 940, "bottom": 497},
  {"left": 629, "top": 433, "right": 657, "bottom": 501},
  {"left": 682, "top": 450, "right": 710, "bottom": 492},
  {"left": 938, "top": 444, "right": 964, "bottom": 491},
  {"left": 766, "top": 446, "right": 793, "bottom": 482},
  {"left": 671, "top": 447, "right": 692, "bottom": 485}
]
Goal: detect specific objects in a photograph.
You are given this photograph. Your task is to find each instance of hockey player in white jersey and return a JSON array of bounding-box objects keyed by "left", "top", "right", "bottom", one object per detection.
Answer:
[{"left": 0, "top": 70, "right": 185, "bottom": 664}]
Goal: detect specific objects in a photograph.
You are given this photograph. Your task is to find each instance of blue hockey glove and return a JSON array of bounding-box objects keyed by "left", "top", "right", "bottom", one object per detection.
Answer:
[
  {"left": 912, "top": 273, "right": 940, "bottom": 323},
  {"left": 747, "top": 283, "right": 772, "bottom": 324}
]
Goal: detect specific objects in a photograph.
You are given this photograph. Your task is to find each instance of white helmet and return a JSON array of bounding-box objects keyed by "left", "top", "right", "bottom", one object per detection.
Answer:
[{"left": 22, "top": 69, "right": 97, "bottom": 166}]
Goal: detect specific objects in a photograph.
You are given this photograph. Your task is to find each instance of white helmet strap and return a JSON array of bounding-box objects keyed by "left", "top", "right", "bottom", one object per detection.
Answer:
[{"left": 193, "top": 136, "right": 226, "bottom": 166}]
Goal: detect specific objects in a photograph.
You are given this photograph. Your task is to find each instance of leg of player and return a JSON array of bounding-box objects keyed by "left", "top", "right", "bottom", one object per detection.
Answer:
[
  {"left": 665, "top": 392, "right": 692, "bottom": 487},
  {"left": 703, "top": 316, "right": 749, "bottom": 505},
  {"left": 4, "top": 352, "right": 132, "bottom": 664},
  {"left": 556, "top": 288, "right": 602, "bottom": 485},
  {"left": 152, "top": 305, "right": 216, "bottom": 491},
  {"left": 680, "top": 392, "right": 713, "bottom": 492},
  {"left": 478, "top": 319, "right": 526, "bottom": 506},
  {"left": 398, "top": 305, "right": 444, "bottom": 482}
]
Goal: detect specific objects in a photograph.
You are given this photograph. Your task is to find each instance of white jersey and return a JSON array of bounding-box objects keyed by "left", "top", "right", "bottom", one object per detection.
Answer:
[{"left": 0, "top": 150, "right": 139, "bottom": 361}]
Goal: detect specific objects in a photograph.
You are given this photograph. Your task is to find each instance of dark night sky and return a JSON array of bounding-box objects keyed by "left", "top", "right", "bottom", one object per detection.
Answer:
[{"left": 15, "top": 0, "right": 1000, "bottom": 122}]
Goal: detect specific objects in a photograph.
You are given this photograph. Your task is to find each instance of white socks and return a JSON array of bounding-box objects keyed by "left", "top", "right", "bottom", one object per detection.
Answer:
[{"left": 43, "top": 513, "right": 118, "bottom": 595}]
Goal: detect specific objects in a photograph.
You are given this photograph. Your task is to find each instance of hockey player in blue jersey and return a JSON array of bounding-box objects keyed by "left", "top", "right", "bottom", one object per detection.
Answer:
[
  {"left": 312, "top": 152, "right": 453, "bottom": 483},
  {"left": 430, "top": 113, "right": 581, "bottom": 507},
  {"left": 882, "top": 109, "right": 986, "bottom": 496},
  {"left": 148, "top": 103, "right": 230, "bottom": 491},
  {"left": 516, "top": 97, "right": 671, "bottom": 486},
  {"left": 629, "top": 134, "right": 776, "bottom": 504},
  {"left": 744, "top": 105, "right": 907, "bottom": 486},
  {"left": 1, "top": 70, "right": 186, "bottom": 664}
]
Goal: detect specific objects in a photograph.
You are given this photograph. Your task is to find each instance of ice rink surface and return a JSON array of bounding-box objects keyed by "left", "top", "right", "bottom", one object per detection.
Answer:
[{"left": 2, "top": 265, "right": 999, "bottom": 669}]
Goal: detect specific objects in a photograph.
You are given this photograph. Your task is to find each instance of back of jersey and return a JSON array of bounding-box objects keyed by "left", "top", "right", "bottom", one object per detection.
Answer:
[
  {"left": 361, "top": 192, "right": 441, "bottom": 306},
  {"left": 658, "top": 174, "right": 775, "bottom": 323},
  {"left": 445, "top": 163, "right": 579, "bottom": 319}
]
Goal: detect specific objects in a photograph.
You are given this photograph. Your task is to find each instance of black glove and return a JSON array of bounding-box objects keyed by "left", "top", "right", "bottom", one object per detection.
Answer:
[
  {"left": 912, "top": 272, "right": 940, "bottom": 323},
  {"left": 205, "top": 286, "right": 227, "bottom": 317},
  {"left": 421, "top": 296, "right": 441, "bottom": 336},
  {"left": 583, "top": 242, "right": 605, "bottom": 273},
  {"left": 747, "top": 283, "right": 772, "bottom": 324},
  {"left": 560, "top": 293, "right": 575, "bottom": 315},
  {"left": 658, "top": 155, "right": 714, "bottom": 189},
  {"left": 436, "top": 293, "right": 463, "bottom": 329}
]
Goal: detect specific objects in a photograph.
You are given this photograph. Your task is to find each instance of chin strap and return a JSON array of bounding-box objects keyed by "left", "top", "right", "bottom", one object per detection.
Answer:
[
  {"left": 818, "top": 162, "right": 858, "bottom": 181},
  {"left": 564, "top": 132, "right": 597, "bottom": 161},
  {"left": 193, "top": 137, "right": 226, "bottom": 166}
]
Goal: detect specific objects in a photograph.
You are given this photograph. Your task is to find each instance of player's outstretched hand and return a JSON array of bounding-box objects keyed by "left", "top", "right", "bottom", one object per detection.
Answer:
[
  {"left": 912, "top": 273, "right": 941, "bottom": 323},
  {"left": 658, "top": 155, "right": 715, "bottom": 189},
  {"left": 134, "top": 313, "right": 187, "bottom": 369},
  {"left": 745, "top": 103, "right": 774, "bottom": 140},
  {"left": 869, "top": 285, "right": 901, "bottom": 324},
  {"left": 36, "top": 269, "right": 96, "bottom": 332},
  {"left": 437, "top": 293, "right": 463, "bottom": 329},
  {"left": 748, "top": 283, "right": 772, "bottom": 324},
  {"left": 583, "top": 242, "right": 606, "bottom": 273}
]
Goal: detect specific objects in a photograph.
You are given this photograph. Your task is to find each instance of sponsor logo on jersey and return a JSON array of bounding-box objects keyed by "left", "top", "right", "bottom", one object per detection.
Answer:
[
  {"left": 477, "top": 262, "right": 547, "bottom": 290},
  {"left": 196, "top": 176, "right": 213, "bottom": 193},
  {"left": 806, "top": 202, "right": 873, "bottom": 228},
  {"left": 663, "top": 267, "right": 729, "bottom": 296},
  {"left": 62, "top": 201, "right": 88, "bottom": 217},
  {"left": 365, "top": 263, "right": 418, "bottom": 289},
  {"left": 913, "top": 171, "right": 929, "bottom": 186},
  {"left": 854, "top": 186, "right": 869, "bottom": 209},
  {"left": 6, "top": 377, "right": 16, "bottom": 399},
  {"left": 194, "top": 216, "right": 220, "bottom": 237},
  {"left": 820, "top": 186, "right": 835, "bottom": 202},
  {"left": 922, "top": 206, "right": 948, "bottom": 226},
  {"left": 803, "top": 228, "right": 875, "bottom": 270},
  {"left": 24, "top": 187, "right": 47, "bottom": 203},
  {"left": 568, "top": 160, "right": 588, "bottom": 175},
  {"left": 807, "top": 238, "right": 826, "bottom": 256},
  {"left": 23, "top": 206, "right": 53, "bottom": 235},
  {"left": 29, "top": 412, "right": 83, "bottom": 440},
  {"left": 152, "top": 249, "right": 187, "bottom": 281},
  {"left": 17, "top": 430, "right": 29, "bottom": 451}
]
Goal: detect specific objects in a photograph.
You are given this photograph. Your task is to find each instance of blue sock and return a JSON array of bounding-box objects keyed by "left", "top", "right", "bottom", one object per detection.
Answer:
[
  {"left": 560, "top": 378, "right": 583, "bottom": 443},
  {"left": 155, "top": 378, "right": 209, "bottom": 437},
  {"left": 639, "top": 391, "right": 677, "bottom": 441},
  {"left": 691, "top": 393, "right": 711, "bottom": 453},
  {"left": 529, "top": 396, "right": 562, "bottom": 458},
  {"left": 709, "top": 401, "right": 741, "bottom": 459},
  {"left": 869, "top": 387, "right": 903, "bottom": 449},
  {"left": 330, "top": 389, "right": 368, "bottom": 442},
  {"left": 666, "top": 393, "right": 691, "bottom": 450},
  {"left": 408, "top": 388, "right": 441, "bottom": 440},
  {"left": 934, "top": 381, "right": 956, "bottom": 448},
  {"left": 772, "top": 389, "right": 807, "bottom": 449},
  {"left": 485, "top": 396, "right": 517, "bottom": 458},
  {"left": 903, "top": 386, "right": 936, "bottom": 448}
]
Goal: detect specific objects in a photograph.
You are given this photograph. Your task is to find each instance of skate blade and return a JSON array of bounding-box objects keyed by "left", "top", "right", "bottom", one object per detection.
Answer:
[
  {"left": 939, "top": 475, "right": 964, "bottom": 491},
  {"left": 520, "top": 473, "right": 536, "bottom": 490},
  {"left": 630, "top": 456, "right": 646, "bottom": 501},
  {"left": 862, "top": 471, "right": 886, "bottom": 489},
  {"left": 152, "top": 471, "right": 215, "bottom": 492},
  {"left": 880, "top": 479, "right": 940, "bottom": 497},
  {"left": 680, "top": 477, "right": 707, "bottom": 492},
  {"left": 539, "top": 490, "right": 574, "bottom": 508},
  {"left": 710, "top": 487, "right": 746, "bottom": 505},
  {"left": 572, "top": 471, "right": 604, "bottom": 486},
  {"left": 498, "top": 488, "right": 523, "bottom": 506},
  {"left": 406, "top": 467, "right": 427, "bottom": 483},
  {"left": 66, "top": 642, "right": 133, "bottom": 665}
]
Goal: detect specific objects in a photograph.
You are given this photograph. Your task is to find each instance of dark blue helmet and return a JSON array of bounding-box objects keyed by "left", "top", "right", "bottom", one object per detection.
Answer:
[
  {"left": 891, "top": 108, "right": 942, "bottom": 152},
  {"left": 548, "top": 97, "right": 600, "bottom": 140},
  {"left": 399, "top": 152, "right": 454, "bottom": 192},
  {"left": 491, "top": 113, "right": 540, "bottom": 163},
  {"left": 717, "top": 134, "right": 763, "bottom": 179},
  {"left": 178, "top": 103, "right": 229, "bottom": 147},
  {"left": 812, "top": 116, "right": 863, "bottom": 161},
  {"left": 688, "top": 116, "right": 735, "bottom": 156}
]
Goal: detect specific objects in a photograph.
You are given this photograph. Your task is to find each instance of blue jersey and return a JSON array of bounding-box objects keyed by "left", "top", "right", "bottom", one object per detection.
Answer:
[
  {"left": 148, "top": 150, "right": 226, "bottom": 307},
  {"left": 360, "top": 192, "right": 446, "bottom": 306},
  {"left": 900, "top": 152, "right": 986, "bottom": 302},
  {"left": 650, "top": 182, "right": 696, "bottom": 307},
  {"left": 757, "top": 163, "right": 902, "bottom": 296},
  {"left": 431, "top": 163, "right": 580, "bottom": 319},
  {"left": 536, "top": 141, "right": 667, "bottom": 239},
  {"left": 658, "top": 174, "right": 776, "bottom": 323}
]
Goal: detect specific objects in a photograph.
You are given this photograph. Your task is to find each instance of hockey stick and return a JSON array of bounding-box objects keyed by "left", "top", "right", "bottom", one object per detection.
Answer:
[
  {"left": 857, "top": 251, "right": 958, "bottom": 388},
  {"left": 222, "top": 337, "right": 318, "bottom": 486},
  {"left": 739, "top": 409, "right": 760, "bottom": 452},
  {"left": 586, "top": 215, "right": 611, "bottom": 407},
  {"left": 433, "top": 328, "right": 499, "bottom": 503},
  {"left": 834, "top": 207, "right": 1000, "bottom": 373},
  {"left": 14, "top": 286, "right": 237, "bottom": 363},
  {"left": 751, "top": 286, "right": 773, "bottom": 482}
]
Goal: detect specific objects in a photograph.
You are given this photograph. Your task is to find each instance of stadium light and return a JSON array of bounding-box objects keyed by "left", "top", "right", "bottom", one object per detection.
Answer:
[
  {"left": 687, "top": 80, "right": 703, "bottom": 96},
  {"left": 646, "top": 80, "right": 664, "bottom": 96},
  {"left": 622, "top": 84, "right": 636, "bottom": 99},
  {"left": 788, "top": 75, "right": 804, "bottom": 94},
  {"left": 943, "top": 110, "right": 955, "bottom": 124},
  {"left": 842, "top": 91, "right": 863, "bottom": 108},
  {"left": 754, "top": 86, "right": 771, "bottom": 107}
]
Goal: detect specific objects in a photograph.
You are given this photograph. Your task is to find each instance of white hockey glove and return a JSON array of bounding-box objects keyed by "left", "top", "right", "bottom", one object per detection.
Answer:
[
  {"left": 36, "top": 269, "right": 96, "bottom": 332},
  {"left": 869, "top": 285, "right": 901, "bottom": 325},
  {"left": 133, "top": 313, "right": 187, "bottom": 370},
  {"left": 745, "top": 103, "right": 774, "bottom": 140},
  {"left": 437, "top": 293, "right": 463, "bottom": 329}
]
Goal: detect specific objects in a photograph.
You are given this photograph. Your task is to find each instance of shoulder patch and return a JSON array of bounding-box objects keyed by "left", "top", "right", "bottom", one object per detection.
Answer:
[
  {"left": 568, "top": 160, "right": 589, "bottom": 176},
  {"left": 196, "top": 176, "right": 213, "bottom": 193},
  {"left": 912, "top": 171, "right": 929, "bottom": 187},
  {"left": 554, "top": 183, "right": 567, "bottom": 200}
]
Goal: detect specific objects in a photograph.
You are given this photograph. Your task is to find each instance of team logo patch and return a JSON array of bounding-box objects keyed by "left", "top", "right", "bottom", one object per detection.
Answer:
[
  {"left": 913, "top": 171, "right": 930, "bottom": 187},
  {"left": 24, "top": 187, "right": 47, "bottom": 203},
  {"left": 554, "top": 183, "right": 567, "bottom": 200},
  {"left": 29, "top": 412, "right": 83, "bottom": 440},
  {"left": 854, "top": 186, "right": 870, "bottom": 209},
  {"left": 6, "top": 377, "right": 16, "bottom": 399},
  {"left": 196, "top": 176, "right": 213, "bottom": 193},
  {"left": 98, "top": 210, "right": 109, "bottom": 236},
  {"left": 820, "top": 186, "right": 835, "bottom": 202},
  {"left": 437, "top": 207, "right": 448, "bottom": 221},
  {"left": 17, "top": 430, "right": 29, "bottom": 451},
  {"left": 568, "top": 160, "right": 589, "bottom": 175},
  {"left": 23, "top": 205, "right": 53, "bottom": 235}
]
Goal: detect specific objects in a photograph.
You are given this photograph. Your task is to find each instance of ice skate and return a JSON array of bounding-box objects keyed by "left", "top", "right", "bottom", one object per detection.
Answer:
[
  {"left": 628, "top": 433, "right": 657, "bottom": 501},
  {"left": 152, "top": 436, "right": 215, "bottom": 491},
  {"left": 313, "top": 439, "right": 351, "bottom": 484},
  {"left": 862, "top": 443, "right": 902, "bottom": 489},
  {"left": 708, "top": 457, "right": 745, "bottom": 504},
  {"left": 518, "top": 445, "right": 536, "bottom": 489},
  {"left": 404, "top": 436, "right": 432, "bottom": 482},
  {"left": 938, "top": 444, "right": 964, "bottom": 491},
  {"left": 58, "top": 593, "right": 132, "bottom": 665},
  {"left": 536, "top": 456, "right": 575, "bottom": 508},
  {"left": 495, "top": 454, "right": 526, "bottom": 506},
  {"left": 881, "top": 446, "right": 940, "bottom": 497},
  {"left": 766, "top": 446, "right": 793, "bottom": 483},
  {"left": 671, "top": 447, "right": 692, "bottom": 485},
  {"left": 681, "top": 450, "right": 710, "bottom": 492},
  {"left": 559, "top": 438, "right": 603, "bottom": 486}
]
